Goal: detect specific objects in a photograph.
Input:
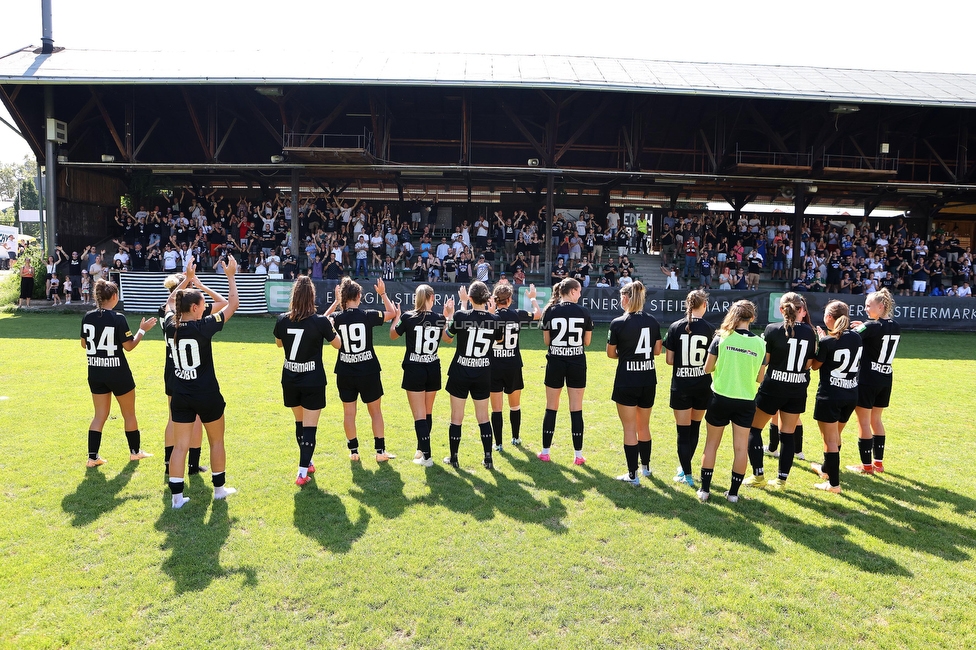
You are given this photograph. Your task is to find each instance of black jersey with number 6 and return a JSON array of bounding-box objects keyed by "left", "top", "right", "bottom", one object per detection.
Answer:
[
  {"left": 332, "top": 308, "right": 384, "bottom": 376},
  {"left": 162, "top": 311, "right": 224, "bottom": 395},
  {"left": 663, "top": 317, "right": 715, "bottom": 393},
  {"left": 395, "top": 310, "right": 443, "bottom": 367},
  {"left": 274, "top": 314, "right": 337, "bottom": 387},
  {"left": 759, "top": 321, "right": 818, "bottom": 398},
  {"left": 856, "top": 318, "right": 900, "bottom": 387},
  {"left": 542, "top": 302, "right": 593, "bottom": 365},
  {"left": 448, "top": 309, "right": 502, "bottom": 379},
  {"left": 491, "top": 307, "right": 534, "bottom": 369},
  {"left": 81, "top": 309, "right": 135, "bottom": 382},
  {"left": 608, "top": 311, "right": 662, "bottom": 387},
  {"left": 815, "top": 331, "right": 862, "bottom": 401}
]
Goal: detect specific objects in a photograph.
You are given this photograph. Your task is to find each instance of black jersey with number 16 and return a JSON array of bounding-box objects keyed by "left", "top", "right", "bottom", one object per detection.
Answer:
[
  {"left": 663, "top": 318, "right": 715, "bottom": 392},
  {"left": 815, "top": 330, "right": 862, "bottom": 401},
  {"left": 81, "top": 309, "right": 135, "bottom": 382},
  {"left": 542, "top": 302, "right": 593, "bottom": 365},
  {"left": 273, "top": 314, "right": 337, "bottom": 387},
  {"left": 492, "top": 307, "right": 534, "bottom": 369},
  {"left": 448, "top": 309, "right": 502, "bottom": 379},
  {"left": 332, "top": 308, "right": 384, "bottom": 376},
  {"left": 608, "top": 311, "right": 662, "bottom": 387},
  {"left": 395, "top": 310, "right": 443, "bottom": 367}
]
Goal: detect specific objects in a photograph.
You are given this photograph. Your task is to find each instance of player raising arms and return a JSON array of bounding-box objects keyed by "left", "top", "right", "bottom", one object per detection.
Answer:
[
  {"left": 698, "top": 300, "right": 767, "bottom": 503},
  {"left": 274, "top": 276, "right": 341, "bottom": 486},
  {"left": 810, "top": 300, "right": 862, "bottom": 493},
  {"left": 81, "top": 279, "right": 157, "bottom": 468},
  {"left": 606, "top": 281, "right": 662, "bottom": 486},
  {"left": 539, "top": 278, "right": 594, "bottom": 464},
  {"left": 164, "top": 258, "right": 239, "bottom": 508},
  {"left": 441, "top": 281, "right": 502, "bottom": 469},
  {"left": 488, "top": 283, "right": 541, "bottom": 450},
  {"left": 326, "top": 277, "right": 399, "bottom": 462},
  {"left": 849, "top": 287, "right": 900, "bottom": 474},
  {"left": 742, "top": 293, "right": 817, "bottom": 490},
  {"left": 390, "top": 283, "right": 448, "bottom": 467},
  {"left": 663, "top": 289, "right": 714, "bottom": 488}
]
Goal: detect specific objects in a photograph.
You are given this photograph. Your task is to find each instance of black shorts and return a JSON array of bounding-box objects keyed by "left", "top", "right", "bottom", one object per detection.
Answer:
[
  {"left": 857, "top": 383, "right": 892, "bottom": 409},
  {"left": 88, "top": 374, "right": 136, "bottom": 397},
  {"left": 612, "top": 383, "right": 656, "bottom": 408},
  {"left": 544, "top": 358, "right": 587, "bottom": 389},
  {"left": 755, "top": 389, "right": 807, "bottom": 417},
  {"left": 336, "top": 373, "right": 384, "bottom": 404},
  {"left": 705, "top": 393, "right": 756, "bottom": 429},
  {"left": 669, "top": 385, "right": 712, "bottom": 411},
  {"left": 401, "top": 364, "right": 442, "bottom": 392},
  {"left": 282, "top": 382, "right": 327, "bottom": 410},
  {"left": 490, "top": 367, "right": 525, "bottom": 394},
  {"left": 171, "top": 391, "right": 226, "bottom": 424},
  {"left": 813, "top": 398, "right": 857, "bottom": 424},
  {"left": 446, "top": 374, "right": 491, "bottom": 401}
]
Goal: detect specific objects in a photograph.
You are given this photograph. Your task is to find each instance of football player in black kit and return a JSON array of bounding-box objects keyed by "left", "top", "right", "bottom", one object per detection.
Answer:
[
  {"left": 663, "top": 289, "right": 714, "bottom": 489},
  {"left": 325, "top": 277, "right": 400, "bottom": 463},
  {"left": 809, "top": 300, "right": 862, "bottom": 493},
  {"left": 539, "top": 278, "right": 594, "bottom": 465},
  {"left": 606, "top": 281, "right": 662, "bottom": 486},
  {"left": 163, "top": 259, "right": 239, "bottom": 509},
  {"left": 440, "top": 281, "right": 503, "bottom": 469},
  {"left": 849, "top": 287, "right": 901, "bottom": 474},
  {"left": 390, "top": 284, "right": 449, "bottom": 467},
  {"left": 81, "top": 279, "right": 157, "bottom": 468},
  {"left": 742, "top": 292, "right": 817, "bottom": 490},
  {"left": 488, "top": 283, "right": 541, "bottom": 450},
  {"left": 274, "top": 276, "right": 341, "bottom": 486}
]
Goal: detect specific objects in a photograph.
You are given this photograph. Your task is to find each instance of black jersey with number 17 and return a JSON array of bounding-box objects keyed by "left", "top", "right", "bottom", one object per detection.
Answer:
[
  {"left": 759, "top": 321, "right": 818, "bottom": 398},
  {"left": 663, "top": 318, "right": 715, "bottom": 392},
  {"left": 815, "top": 330, "right": 862, "bottom": 401},
  {"left": 273, "top": 314, "right": 337, "bottom": 387},
  {"left": 81, "top": 309, "right": 135, "bottom": 383},
  {"left": 608, "top": 311, "right": 662, "bottom": 387},
  {"left": 448, "top": 309, "right": 502, "bottom": 379},
  {"left": 856, "top": 318, "right": 900, "bottom": 388},
  {"left": 162, "top": 311, "right": 224, "bottom": 395},
  {"left": 332, "top": 308, "right": 384, "bottom": 376},
  {"left": 395, "top": 310, "right": 443, "bottom": 368},
  {"left": 491, "top": 307, "right": 534, "bottom": 369},
  {"left": 542, "top": 302, "right": 593, "bottom": 365}
]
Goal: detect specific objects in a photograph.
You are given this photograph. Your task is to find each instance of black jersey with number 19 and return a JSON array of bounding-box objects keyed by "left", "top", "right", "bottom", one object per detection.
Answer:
[
  {"left": 607, "top": 311, "right": 662, "bottom": 386},
  {"left": 332, "top": 308, "right": 384, "bottom": 376},
  {"left": 542, "top": 302, "right": 594, "bottom": 365},
  {"left": 448, "top": 309, "right": 502, "bottom": 379},
  {"left": 395, "top": 310, "right": 443, "bottom": 367},
  {"left": 663, "top": 318, "right": 715, "bottom": 392},
  {"left": 273, "top": 314, "right": 337, "bottom": 387},
  {"left": 81, "top": 308, "right": 135, "bottom": 382}
]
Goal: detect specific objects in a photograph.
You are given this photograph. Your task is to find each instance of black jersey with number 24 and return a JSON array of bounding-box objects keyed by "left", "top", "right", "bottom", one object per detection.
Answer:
[
  {"left": 815, "top": 330, "right": 862, "bottom": 401},
  {"left": 608, "top": 311, "right": 662, "bottom": 387},
  {"left": 274, "top": 314, "right": 337, "bottom": 387}
]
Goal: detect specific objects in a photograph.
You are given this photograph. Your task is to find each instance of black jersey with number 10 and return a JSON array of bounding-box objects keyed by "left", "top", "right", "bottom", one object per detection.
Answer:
[
  {"left": 332, "top": 308, "right": 384, "bottom": 376},
  {"left": 273, "top": 314, "right": 337, "bottom": 387},
  {"left": 663, "top": 318, "right": 716, "bottom": 392},
  {"left": 395, "top": 310, "right": 443, "bottom": 367},
  {"left": 81, "top": 309, "right": 135, "bottom": 382},
  {"left": 815, "top": 330, "right": 862, "bottom": 401},
  {"left": 542, "top": 302, "right": 593, "bottom": 365},
  {"left": 162, "top": 312, "right": 224, "bottom": 395},
  {"left": 448, "top": 309, "right": 502, "bottom": 379},
  {"left": 608, "top": 311, "right": 662, "bottom": 386},
  {"left": 760, "top": 321, "right": 818, "bottom": 398}
]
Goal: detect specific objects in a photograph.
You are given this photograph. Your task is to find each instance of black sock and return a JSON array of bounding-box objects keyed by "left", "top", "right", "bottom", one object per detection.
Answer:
[
  {"left": 212, "top": 471, "right": 225, "bottom": 488},
  {"left": 542, "top": 409, "right": 557, "bottom": 449},
  {"left": 676, "top": 424, "right": 693, "bottom": 475},
  {"left": 777, "top": 433, "right": 795, "bottom": 480},
  {"left": 168, "top": 477, "right": 184, "bottom": 495},
  {"left": 637, "top": 440, "right": 651, "bottom": 467},
  {"left": 164, "top": 445, "right": 174, "bottom": 473},
  {"left": 768, "top": 423, "right": 780, "bottom": 452},
  {"left": 188, "top": 447, "right": 202, "bottom": 474},
  {"left": 124, "top": 429, "right": 141, "bottom": 455},
  {"left": 748, "top": 427, "right": 765, "bottom": 475},
  {"left": 701, "top": 467, "right": 714, "bottom": 492},
  {"left": 689, "top": 419, "right": 701, "bottom": 457},
  {"left": 624, "top": 444, "right": 639, "bottom": 477},
  {"left": 570, "top": 410, "right": 584, "bottom": 451},
  {"left": 425, "top": 414, "right": 432, "bottom": 440},
  {"left": 824, "top": 451, "right": 840, "bottom": 487},
  {"left": 479, "top": 422, "right": 494, "bottom": 454},
  {"left": 794, "top": 423, "right": 804, "bottom": 454},
  {"left": 857, "top": 438, "right": 873, "bottom": 466},
  {"left": 414, "top": 419, "right": 429, "bottom": 457},
  {"left": 510, "top": 409, "right": 521, "bottom": 439},
  {"left": 88, "top": 430, "right": 102, "bottom": 459},
  {"left": 873, "top": 435, "right": 885, "bottom": 461},
  {"left": 374, "top": 436, "right": 385, "bottom": 453},
  {"left": 449, "top": 423, "right": 462, "bottom": 460},
  {"left": 728, "top": 471, "right": 745, "bottom": 497},
  {"left": 295, "top": 421, "right": 302, "bottom": 448},
  {"left": 491, "top": 411, "right": 503, "bottom": 446},
  {"left": 300, "top": 426, "right": 317, "bottom": 468},
  {"left": 347, "top": 437, "right": 359, "bottom": 455}
]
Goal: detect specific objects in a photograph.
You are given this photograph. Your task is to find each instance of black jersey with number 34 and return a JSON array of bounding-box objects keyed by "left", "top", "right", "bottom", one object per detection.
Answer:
[
  {"left": 492, "top": 307, "right": 534, "bottom": 369},
  {"left": 448, "top": 309, "right": 502, "bottom": 379},
  {"left": 815, "top": 330, "right": 862, "bottom": 401},
  {"left": 856, "top": 318, "right": 900, "bottom": 387},
  {"left": 162, "top": 312, "right": 224, "bottom": 395},
  {"left": 332, "top": 308, "right": 384, "bottom": 376},
  {"left": 759, "top": 321, "right": 818, "bottom": 398},
  {"left": 81, "top": 309, "right": 135, "bottom": 383},
  {"left": 273, "top": 314, "right": 337, "bottom": 387},
  {"left": 608, "top": 311, "right": 662, "bottom": 387},
  {"left": 542, "top": 302, "right": 593, "bottom": 365},
  {"left": 663, "top": 318, "right": 715, "bottom": 393},
  {"left": 395, "top": 310, "right": 443, "bottom": 367}
]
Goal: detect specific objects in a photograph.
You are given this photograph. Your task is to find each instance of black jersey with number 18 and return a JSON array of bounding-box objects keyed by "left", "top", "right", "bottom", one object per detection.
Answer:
[
  {"left": 81, "top": 309, "right": 135, "bottom": 382},
  {"left": 815, "top": 330, "right": 862, "bottom": 401},
  {"left": 273, "top": 314, "right": 337, "bottom": 387},
  {"left": 448, "top": 309, "right": 502, "bottom": 379},
  {"left": 663, "top": 318, "right": 715, "bottom": 392},
  {"left": 332, "top": 308, "right": 384, "bottom": 376},
  {"left": 542, "top": 302, "right": 593, "bottom": 365},
  {"left": 608, "top": 311, "right": 662, "bottom": 387},
  {"left": 395, "top": 310, "right": 443, "bottom": 367}
]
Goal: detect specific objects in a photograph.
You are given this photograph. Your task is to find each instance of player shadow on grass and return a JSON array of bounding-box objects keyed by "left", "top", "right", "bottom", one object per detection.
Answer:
[
  {"left": 421, "top": 462, "right": 494, "bottom": 522},
  {"left": 505, "top": 446, "right": 592, "bottom": 503},
  {"left": 348, "top": 462, "right": 413, "bottom": 520},
  {"left": 294, "top": 485, "right": 371, "bottom": 554},
  {"left": 62, "top": 461, "right": 141, "bottom": 527},
  {"left": 155, "top": 482, "right": 258, "bottom": 594}
]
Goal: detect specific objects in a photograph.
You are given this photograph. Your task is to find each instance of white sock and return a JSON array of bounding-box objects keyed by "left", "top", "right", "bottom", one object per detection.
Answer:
[
  {"left": 541, "top": 448, "right": 550, "bottom": 455},
  {"left": 575, "top": 450, "right": 584, "bottom": 459},
  {"left": 172, "top": 494, "right": 189, "bottom": 509},
  {"left": 297, "top": 467, "right": 308, "bottom": 478}
]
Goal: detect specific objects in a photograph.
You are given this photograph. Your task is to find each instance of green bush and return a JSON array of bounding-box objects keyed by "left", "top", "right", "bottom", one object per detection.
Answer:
[{"left": 0, "top": 242, "right": 46, "bottom": 304}]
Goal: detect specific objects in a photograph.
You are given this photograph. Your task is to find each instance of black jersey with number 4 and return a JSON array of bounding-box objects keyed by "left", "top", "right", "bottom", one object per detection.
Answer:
[
  {"left": 542, "top": 301, "right": 594, "bottom": 365},
  {"left": 162, "top": 311, "right": 224, "bottom": 395},
  {"left": 759, "top": 321, "right": 818, "bottom": 398},
  {"left": 492, "top": 307, "right": 534, "bottom": 369},
  {"left": 663, "top": 317, "right": 715, "bottom": 393},
  {"left": 274, "top": 314, "right": 337, "bottom": 387},
  {"left": 448, "top": 309, "right": 502, "bottom": 379},
  {"left": 608, "top": 311, "right": 662, "bottom": 387},
  {"left": 815, "top": 331, "right": 862, "bottom": 401},
  {"left": 81, "top": 309, "right": 135, "bottom": 382},
  {"left": 856, "top": 318, "right": 900, "bottom": 387},
  {"left": 395, "top": 310, "right": 443, "bottom": 367},
  {"left": 332, "top": 308, "right": 385, "bottom": 376}
]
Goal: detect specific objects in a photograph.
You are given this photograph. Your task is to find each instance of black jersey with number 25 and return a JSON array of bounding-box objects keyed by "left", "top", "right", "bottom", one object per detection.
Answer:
[
  {"left": 542, "top": 302, "right": 593, "bottom": 365},
  {"left": 274, "top": 314, "right": 337, "bottom": 387},
  {"left": 608, "top": 311, "right": 662, "bottom": 387}
]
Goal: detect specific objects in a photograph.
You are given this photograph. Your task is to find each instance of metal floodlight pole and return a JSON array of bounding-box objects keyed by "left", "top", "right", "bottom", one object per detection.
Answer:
[
  {"left": 41, "top": 0, "right": 55, "bottom": 55},
  {"left": 291, "top": 168, "right": 300, "bottom": 263},
  {"left": 44, "top": 87, "right": 57, "bottom": 253}
]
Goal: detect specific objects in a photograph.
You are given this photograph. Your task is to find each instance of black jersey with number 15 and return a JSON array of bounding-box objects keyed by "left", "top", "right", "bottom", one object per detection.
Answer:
[
  {"left": 542, "top": 302, "right": 593, "bottom": 365},
  {"left": 332, "top": 308, "right": 384, "bottom": 376},
  {"left": 815, "top": 330, "right": 862, "bottom": 401},
  {"left": 608, "top": 311, "right": 662, "bottom": 386},
  {"left": 395, "top": 310, "right": 443, "bottom": 367},
  {"left": 663, "top": 318, "right": 715, "bottom": 392},
  {"left": 856, "top": 318, "right": 901, "bottom": 387},
  {"left": 273, "top": 314, "right": 337, "bottom": 387},
  {"left": 448, "top": 309, "right": 502, "bottom": 379},
  {"left": 492, "top": 307, "right": 534, "bottom": 369},
  {"left": 759, "top": 321, "right": 818, "bottom": 398},
  {"left": 81, "top": 309, "right": 135, "bottom": 382}
]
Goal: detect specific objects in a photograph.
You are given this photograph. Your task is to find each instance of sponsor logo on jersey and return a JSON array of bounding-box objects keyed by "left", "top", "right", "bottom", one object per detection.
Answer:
[
  {"left": 284, "top": 360, "right": 317, "bottom": 373},
  {"left": 726, "top": 345, "right": 759, "bottom": 357},
  {"left": 340, "top": 351, "right": 375, "bottom": 364},
  {"left": 770, "top": 370, "right": 807, "bottom": 384},
  {"left": 87, "top": 357, "right": 121, "bottom": 368}
]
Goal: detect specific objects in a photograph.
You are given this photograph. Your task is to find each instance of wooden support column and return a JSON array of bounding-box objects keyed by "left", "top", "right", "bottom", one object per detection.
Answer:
[
  {"left": 461, "top": 92, "right": 471, "bottom": 165},
  {"left": 89, "top": 88, "right": 128, "bottom": 161},
  {"left": 545, "top": 173, "right": 555, "bottom": 280},
  {"left": 132, "top": 117, "right": 161, "bottom": 161},
  {"left": 792, "top": 185, "right": 807, "bottom": 273},
  {"left": 291, "top": 168, "right": 301, "bottom": 256}
]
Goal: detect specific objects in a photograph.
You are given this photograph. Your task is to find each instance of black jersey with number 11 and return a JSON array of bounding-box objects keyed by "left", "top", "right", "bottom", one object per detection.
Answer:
[{"left": 760, "top": 321, "right": 818, "bottom": 398}]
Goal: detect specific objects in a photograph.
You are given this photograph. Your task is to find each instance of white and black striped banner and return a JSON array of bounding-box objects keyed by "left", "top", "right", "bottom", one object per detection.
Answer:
[{"left": 117, "top": 272, "right": 269, "bottom": 314}]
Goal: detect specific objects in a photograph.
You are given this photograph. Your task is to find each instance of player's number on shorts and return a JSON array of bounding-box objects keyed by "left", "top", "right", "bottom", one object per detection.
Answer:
[
  {"left": 83, "top": 324, "right": 117, "bottom": 356},
  {"left": 465, "top": 328, "right": 495, "bottom": 357},
  {"left": 878, "top": 334, "right": 900, "bottom": 365},
  {"left": 785, "top": 338, "right": 810, "bottom": 372},
  {"left": 678, "top": 333, "right": 708, "bottom": 367},
  {"left": 550, "top": 317, "right": 584, "bottom": 347},
  {"left": 831, "top": 347, "right": 862, "bottom": 380},
  {"left": 167, "top": 338, "right": 201, "bottom": 371},
  {"left": 635, "top": 328, "right": 655, "bottom": 359},
  {"left": 496, "top": 323, "right": 520, "bottom": 350},
  {"left": 413, "top": 326, "right": 440, "bottom": 355},
  {"left": 337, "top": 323, "right": 367, "bottom": 353},
  {"left": 286, "top": 328, "right": 304, "bottom": 361}
]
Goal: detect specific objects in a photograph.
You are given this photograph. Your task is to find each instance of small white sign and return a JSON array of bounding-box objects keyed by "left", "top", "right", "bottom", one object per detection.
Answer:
[{"left": 19, "top": 209, "right": 40, "bottom": 223}]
